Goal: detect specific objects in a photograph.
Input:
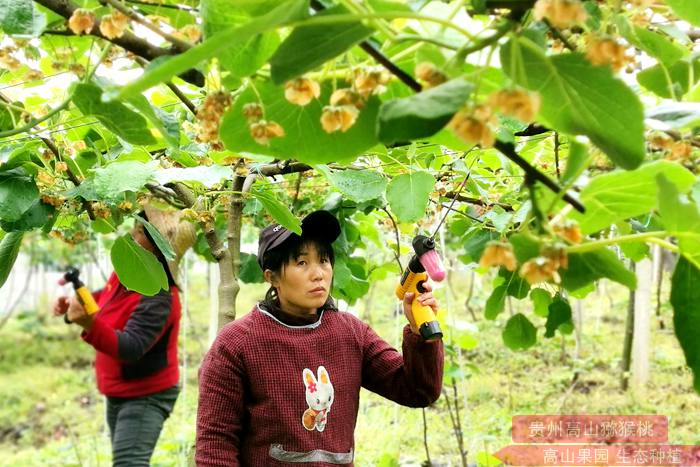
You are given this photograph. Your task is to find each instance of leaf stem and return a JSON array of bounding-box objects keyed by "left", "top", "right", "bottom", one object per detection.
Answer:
[
  {"left": 566, "top": 231, "right": 668, "bottom": 254},
  {"left": 0, "top": 99, "right": 71, "bottom": 138}
]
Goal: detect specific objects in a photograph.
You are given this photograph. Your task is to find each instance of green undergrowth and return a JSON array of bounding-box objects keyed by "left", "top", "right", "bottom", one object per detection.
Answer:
[{"left": 1, "top": 266, "right": 699, "bottom": 466}]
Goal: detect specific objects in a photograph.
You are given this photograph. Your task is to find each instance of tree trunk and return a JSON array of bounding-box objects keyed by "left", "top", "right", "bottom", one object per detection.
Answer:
[
  {"left": 621, "top": 262, "right": 635, "bottom": 391},
  {"left": 632, "top": 258, "right": 653, "bottom": 390}
]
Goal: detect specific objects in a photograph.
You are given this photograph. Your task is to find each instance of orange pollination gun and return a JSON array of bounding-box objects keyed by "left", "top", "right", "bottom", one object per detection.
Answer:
[
  {"left": 59, "top": 267, "right": 100, "bottom": 316},
  {"left": 395, "top": 235, "right": 446, "bottom": 341}
]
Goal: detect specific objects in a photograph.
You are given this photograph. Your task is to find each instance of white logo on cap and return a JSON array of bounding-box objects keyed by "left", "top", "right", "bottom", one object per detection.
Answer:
[{"left": 272, "top": 225, "right": 282, "bottom": 232}]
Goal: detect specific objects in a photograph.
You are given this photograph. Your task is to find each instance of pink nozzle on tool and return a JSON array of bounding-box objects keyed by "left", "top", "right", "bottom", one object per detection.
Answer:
[
  {"left": 419, "top": 250, "right": 446, "bottom": 282},
  {"left": 58, "top": 277, "right": 67, "bottom": 286}
]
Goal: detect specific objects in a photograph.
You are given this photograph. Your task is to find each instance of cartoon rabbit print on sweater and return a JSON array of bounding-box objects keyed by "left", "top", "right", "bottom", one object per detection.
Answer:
[{"left": 302, "top": 366, "right": 334, "bottom": 432}]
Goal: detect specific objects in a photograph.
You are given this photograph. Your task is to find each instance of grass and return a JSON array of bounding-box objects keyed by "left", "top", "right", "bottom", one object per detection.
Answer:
[{"left": 1, "top": 262, "right": 699, "bottom": 466}]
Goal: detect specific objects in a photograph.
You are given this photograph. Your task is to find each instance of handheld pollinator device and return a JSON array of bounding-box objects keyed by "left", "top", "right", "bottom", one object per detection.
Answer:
[
  {"left": 59, "top": 267, "right": 100, "bottom": 315},
  {"left": 395, "top": 235, "right": 446, "bottom": 341}
]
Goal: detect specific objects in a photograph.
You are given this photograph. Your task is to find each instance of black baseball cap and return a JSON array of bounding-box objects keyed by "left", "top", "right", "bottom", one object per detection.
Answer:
[{"left": 257, "top": 210, "right": 341, "bottom": 269}]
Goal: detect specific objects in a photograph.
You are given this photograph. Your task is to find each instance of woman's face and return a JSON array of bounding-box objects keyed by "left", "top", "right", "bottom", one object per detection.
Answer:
[
  {"left": 265, "top": 243, "right": 333, "bottom": 317},
  {"left": 131, "top": 223, "right": 155, "bottom": 253}
]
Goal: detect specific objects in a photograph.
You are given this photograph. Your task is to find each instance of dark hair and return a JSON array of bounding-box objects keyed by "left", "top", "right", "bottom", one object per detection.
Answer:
[
  {"left": 261, "top": 235, "right": 337, "bottom": 312},
  {"left": 137, "top": 211, "right": 177, "bottom": 288}
]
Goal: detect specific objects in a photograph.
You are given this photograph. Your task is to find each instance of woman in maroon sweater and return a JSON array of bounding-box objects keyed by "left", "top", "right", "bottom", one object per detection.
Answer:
[
  {"left": 196, "top": 210, "right": 444, "bottom": 466},
  {"left": 53, "top": 205, "right": 195, "bottom": 466}
]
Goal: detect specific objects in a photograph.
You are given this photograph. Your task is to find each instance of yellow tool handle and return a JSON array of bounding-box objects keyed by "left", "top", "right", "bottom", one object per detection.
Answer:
[
  {"left": 411, "top": 298, "right": 437, "bottom": 330},
  {"left": 76, "top": 287, "right": 99, "bottom": 315}
]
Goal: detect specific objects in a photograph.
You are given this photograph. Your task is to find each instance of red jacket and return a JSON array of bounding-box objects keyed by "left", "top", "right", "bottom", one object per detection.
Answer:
[
  {"left": 81, "top": 273, "right": 181, "bottom": 398},
  {"left": 196, "top": 305, "right": 444, "bottom": 466}
]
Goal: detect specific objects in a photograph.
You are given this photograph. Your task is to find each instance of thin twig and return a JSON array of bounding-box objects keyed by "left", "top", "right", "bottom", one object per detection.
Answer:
[{"left": 380, "top": 206, "right": 403, "bottom": 274}]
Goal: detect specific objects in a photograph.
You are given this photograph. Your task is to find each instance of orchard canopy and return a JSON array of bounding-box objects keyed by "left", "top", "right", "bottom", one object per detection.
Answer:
[{"left": 1, "top": 0, "right": 700, "bottom": 391}]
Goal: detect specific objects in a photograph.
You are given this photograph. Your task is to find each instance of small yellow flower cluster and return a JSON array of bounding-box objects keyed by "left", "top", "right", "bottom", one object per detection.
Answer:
[
  {"left": 415, "top": 62, "right": 448, "bottom": 89},
  {"left": 449, "top": 105, "right": 498, "bottom": 148},
  {"left": 284, "top": 77, "right": 321, "bottom": 106},
  {"left": 100, "top": 10, "right": 129, "bottom": 40},
  {"left": 68, "top": 9, "right": 95, "bottom": 35},
  {"left": 241, "top": 100, "right": 285, "bottom": 146},
  {"left": 118, "top": 200, "right": 133, "bottom": 212},
  {"left": 41, "top": 194, "right": 66, "bottom": 208},
  {"left": 91, "top": 202, "right": 111, "bottom": 219},
  {"left": 174, "top": 24, "right": 201, "bottom": 43},
  {"left": 552, "top": 220, "right": 582, "bottom": 244},
  {"left": 351, "top": 67, "right": 390, "bottom": 98},
  {"left": 489, "top": 89, "right": 541, "bottom": 123},
  {"left": 667, "top": 142, "right": 694, "bottom": 162},
  {"left": 0, "top": 46, "right": 21, "bottom": 71},
  {"left": 195, "top": 91, "right": 233, "bottom": 149},
  {"left": 533, "top": 0, "right": 587, "bottom": 29},
  {"left": 480, "top": 241, "right": 517, "bottom": 271},
  {"left": 585, "top": 37, "right": 633, "bottom": 72}
]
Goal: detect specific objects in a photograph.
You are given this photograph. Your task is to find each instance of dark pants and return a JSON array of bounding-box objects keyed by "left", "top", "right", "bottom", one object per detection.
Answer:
[{"left": 106, "top": 386, "right": 179, "bottom": 466}]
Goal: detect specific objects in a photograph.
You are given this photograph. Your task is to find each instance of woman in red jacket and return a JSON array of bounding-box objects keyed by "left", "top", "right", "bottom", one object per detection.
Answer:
[
  {"left": 53, "top": 205, "right": 195, "bottom": 466},
  {"left": 196, "top": 210, "right": 444, "bottom": 466}
]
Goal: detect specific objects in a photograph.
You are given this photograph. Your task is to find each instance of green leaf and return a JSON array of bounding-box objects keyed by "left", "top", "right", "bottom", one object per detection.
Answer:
[
  {"left": 201, "top": 0, "right": 280, "bottom": 77},
  {"left": 220, "top": 80, "right": 380, "bottom": 164},
  {"left": 110, "top": 234, "right": 168, "bottom": 295},
  {"left": 657, "top": 174, "right": 700, "bottom": 268},
  {"left": 0, "top": 231, "right": 23, "bottom": 289},
  {"left": 0, "top": 199, "right": 54, "bottom": 232},
  {"left": 502, "top": 313, "right": 537, "bottom": 350},
  {"left": 0, "top": 171, "right": 38, "bottom": 222},
  {"left": 666, "top": 0, "right": 700, "bottom": 27},
  {"left": 545, "top": 295, "right": 573, "bottom": 338},
  {"left": 270, "top": 5, "right": 373, "bottom": 84},
  {"left": 114, "top": 0, "right": 308, "bottom": 100},
  {"left": 570, "top": 160, "right": 696, "bottom": 234},
  {"left": 618, "top": 20, "right": 686, "bottom": 67},
  {"left": 318, "top": 166, "right": 387, "bottom": 203},
  {"left": 485, "top": 284, "right": 507, "bottom": 320},
  {"left": 92, "top": 161, "right": 157, "bottom": 200},
  {"left": 530, "top": 288, "right": 552, "bottom": 317},
  {"left": 136, "top": 217, "right": 176, "bottom": 262},
  {"left": 508, "top": 233, "right": 540, "bottom": 263},
  {"left": 376, "top": 78, "right": 473, "bottom": 145},
  {"left": 561, "top": 140, "right": 589, "bottom": 184},
  {"left": 0, "top": 0, "right": 45, "bottom": 37},
  {"left": 240, "top": 252, "right": 264, "bottom": 283},
  {"left": 560, "top": 249, "right": 637, "bottom": 291},
  {"left": 500, "top": 269, "right": 530, "bottom": 299},
  {"left": 72, "top": 84, "right": 156, "bottom": 146},
  {"left": 333, "top": 256, "right": 370, "bottom": 304},
  {"left": 385, "top": 171, "right": 434, "bottom": 223},
  {"left": 670, "top": 256, "right": 700, "bottom": 394},
  {"left": 461, "top": 229, "right": 498, "bottom": 263},
  {"left": 126, "top": 95, "right": 180, "bottom": 147},
  {"left": 501, "top": 37, "right": 644, "bottom": 169},
  {"left": 646, "top": 103, "right": 700, "bottom": 130},
  {"left": 637, "top": 57, "right": 700, "bottom": 99},
  {"left": 250, "top": 190, "right": 302, "bottom": 235},
  {"left": 154, "top": 165, "right": 232, "bottom": 188}
]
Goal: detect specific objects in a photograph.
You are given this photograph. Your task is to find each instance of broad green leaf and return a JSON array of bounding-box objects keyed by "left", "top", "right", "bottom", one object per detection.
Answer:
[
  {"left": 657, "top": 174, "right": 700, "bottom": 268},
  {"left": 220, "top": 80, "right": 380, "bottom": 164},
  {"left": 240, "top": 252, "right": 264, "bottom": 283},
  {"left": 92, "top": 161, "right": 157, "bottom": 200},
  {"left": 0, "top": 0, "right": 45, "bottom": 37},
  {"left": 670, "top": 257, "right": 700, "bottom": 394},
  {"left": 570, "top": 160, "right": 695, "bottom": 234},
  {"left": 333, "top": 256, "right": 370, "bottom": 304},
  {"left": 485, "top": 284, "right": 507, "bottom": 320},
  {"left": 270, "top": 5, "right": 373, "bottom": 84},
  {"left": 385, "top": 171, "right": 434, "bottom": 222},
  {"left": 0, "top": 199, "right": 54, "bottom": 232},
  {"left": 126, "top": 95, "right": 180, "bottom": 147},
  {"left": 646, "top": 103, "right": 700, "bottom": 130},
  {"left": 113, "top": 0, "right": 308, "bottom": 100},
  {"left": 73, "top": 84, "right": 156, "bottom": 146},
  {"left": 500, "top": 269, "right": 530, "bottom": 299},
  {"left": 461, "top": 229, "right": 498, "bottom": 263},
  {"left": 111, "top": 234, "right": 168, "bottom": 295},
  {"left": 136, "top": 217, "right": 176, "bottom": 262},
  {"left": 545, "top": 295, "right": 573, "bottom": 338},
  {"left": 619, "top": 19, "right": 686, "bottom": 67},
  {"left": 0, "top": 231, "right": 23, "bottom": 289},
  {"left": 154, "top": 165, "right": 232, "bottom": 187},
  {"left": 201, "top": 0, "right": 280, "bottom": 77},
  {"left": 501, "top": 37, "right": 644, "bottom": 169},
  {"left": 666, "top": 0, "right": 700, "bottom": 27},
  {"left": 454, "top": 329, "right": 478, "bottom": 350},
  {"left": 637, "top": 57, "right": 700, "bottom": 99},
  {"left": 502, "top": 313, "right": 537, "bottom": 350},
  {"left": 318, "top": 166, "right": 387, "bottom": 203},
  {"left": 561, "top": 140, "right": 589, "bottom": 184},
  {"left": 0, "top": 171, "right": 38, "bottom": 222},
  {"left": 377, "top": 78, "right": 473, "bottom": 145},
  {"left": 560, "top": 248, "right": 636, "bottom": 291},
  {"left": 530, "top": 288, "right": 552, "bottom": 317},
  {"left": 508, "top": 233, "right": 540, "bottom": 263},
  {"left": 0, "top": 105, "right": 22, "bottom": 132},
  {"left": 250, "top": 190, "right": 302, "bottom": 235}
]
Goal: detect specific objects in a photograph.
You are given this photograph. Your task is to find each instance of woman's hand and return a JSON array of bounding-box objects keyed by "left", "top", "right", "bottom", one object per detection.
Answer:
[
  {"left": 402, "top": 281, "right": 439, "bottom": 335},
  {"left": 55, "top": 295, "right": 94, "bottom": 330},
  {"left": 52, "top": 296, "right": 70, "bottom": 317}
]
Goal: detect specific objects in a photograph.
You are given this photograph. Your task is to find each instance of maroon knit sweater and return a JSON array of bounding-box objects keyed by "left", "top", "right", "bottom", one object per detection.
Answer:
[{"left": 196, "top": 305, "right": 444, "bottom": 466}]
